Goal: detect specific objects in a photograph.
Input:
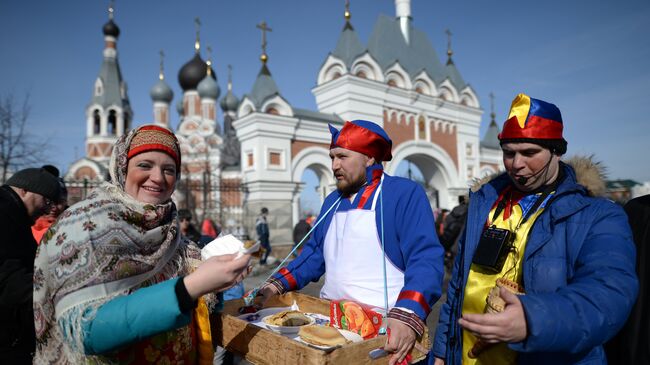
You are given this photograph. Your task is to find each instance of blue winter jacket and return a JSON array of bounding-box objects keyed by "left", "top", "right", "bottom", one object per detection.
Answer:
[{"left": 432, "top": 163, "right": 638, "bottom": 365}]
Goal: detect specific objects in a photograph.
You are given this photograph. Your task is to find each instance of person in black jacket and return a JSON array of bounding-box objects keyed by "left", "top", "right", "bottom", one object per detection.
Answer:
[
  {"left": 439, "top": 196, "right": 468, "bottom": 270},
  {"left": 178, "top": 209, "right": 201, "bottom": 243},
  {"left": 0, "top": 167, "right": 60, "bottom": 364},
  {"left": 292, "top": 217, "right": 312, "bottom": 257},
  {"left": 606, "top": 194, "right": 650, "bottom": 365},
  {"left": 256, "top": 207, "right": 270, "bottom": 264}
]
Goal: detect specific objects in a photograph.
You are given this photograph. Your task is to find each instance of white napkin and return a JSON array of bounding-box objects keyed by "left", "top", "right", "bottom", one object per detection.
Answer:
[{"left": 200, "top": 234, "right": 245, "bottom": 260}]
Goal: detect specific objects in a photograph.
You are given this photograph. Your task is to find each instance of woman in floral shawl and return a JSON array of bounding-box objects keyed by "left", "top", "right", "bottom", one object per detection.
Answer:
[{"left": 33, "top": 125, "right": 251, "bottom": 364}]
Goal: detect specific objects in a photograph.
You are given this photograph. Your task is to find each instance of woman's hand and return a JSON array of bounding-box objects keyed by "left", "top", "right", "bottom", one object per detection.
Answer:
[{"left": 183, "top": 254, "right": 252, "bottom": 300}]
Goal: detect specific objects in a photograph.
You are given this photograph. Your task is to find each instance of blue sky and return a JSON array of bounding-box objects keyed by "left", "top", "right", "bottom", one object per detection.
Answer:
[{"left": 1, "top": 0, "right": 649, "bottom": 200}]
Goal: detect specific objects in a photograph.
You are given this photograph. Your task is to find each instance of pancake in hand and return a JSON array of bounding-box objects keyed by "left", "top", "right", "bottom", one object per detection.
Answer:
[{"left": 298, "top": 325, "right": 349, "bottom": 347}]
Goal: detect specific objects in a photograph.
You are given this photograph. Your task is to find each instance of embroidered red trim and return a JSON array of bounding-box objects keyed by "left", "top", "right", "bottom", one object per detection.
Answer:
[{"left": 278, "top": 268, "right": 297, "bottom": 290}]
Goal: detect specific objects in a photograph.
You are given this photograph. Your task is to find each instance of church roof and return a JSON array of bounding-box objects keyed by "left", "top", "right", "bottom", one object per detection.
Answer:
[
  {"left": 367, "top": 15, "right": 447, "bottom": 85},
  {"left": 102, "top": 19, "right": 120, "bottom": 38},
  {"left": 150, "top": 78, "right": 173, "bottom": 103},
  {"left": 197, "top": 73, "right": 220, "bottom": 100},
  {"left": 220, "top": 89, "right": 239, "bottom": 111},
  {"left": 445, "top": 60, "right": 467, "bottom": 90},
  {"left": 481, "top": 120, "right": 501, "bottom": 149},
  {"left": 92, "top": 58, "right": 130, "bottom": 110},
  {"left": 332, "top": 22, "right": 365, "bottom": 67},
  {"left": 247, "top": 63, "right": 283, "bottom": 108},
  {"left": 178, "top": 53, "right": 215, "bottom": 91}
]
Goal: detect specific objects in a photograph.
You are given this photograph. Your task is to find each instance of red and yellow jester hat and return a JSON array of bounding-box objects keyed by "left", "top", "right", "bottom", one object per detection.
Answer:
[
  {"left": 499, "top": 93, "right": 567, "bottom": 154},
  {"left": 329, "top": 120, "right": 393, "bottom": 162}
]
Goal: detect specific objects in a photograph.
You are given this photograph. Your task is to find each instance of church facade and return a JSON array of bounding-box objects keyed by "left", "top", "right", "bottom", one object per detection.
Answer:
[{"left": 66, "top": 1, "right": 502, "bottom": 244}]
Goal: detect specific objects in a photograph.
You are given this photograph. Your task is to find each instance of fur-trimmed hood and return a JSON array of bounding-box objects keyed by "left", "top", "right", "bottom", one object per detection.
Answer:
[{"left": 471, "top": 155, "right": 607, "bottom": 197}]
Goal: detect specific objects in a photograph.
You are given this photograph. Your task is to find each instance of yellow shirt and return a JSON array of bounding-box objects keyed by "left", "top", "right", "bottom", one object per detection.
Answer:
[{"left": 461, "top": 189, "right": 554, "bottom": 365}]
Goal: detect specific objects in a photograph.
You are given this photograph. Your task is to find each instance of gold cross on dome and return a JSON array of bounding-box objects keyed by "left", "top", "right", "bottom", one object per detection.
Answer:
[
  {"left": 256, "top": 21, "right": 272, "bottom": 55},
  {"left": 489, "top": 92, "right": 496, "bottom": 121},
  {"left": 108, "top": 0, "right": 115, "bottom": 20},
  {"left": 194, "top": 17, "right": 202, "bottom": 52},
  {"left": 159, "top": 50, "right": 165, "bottom": 80}
]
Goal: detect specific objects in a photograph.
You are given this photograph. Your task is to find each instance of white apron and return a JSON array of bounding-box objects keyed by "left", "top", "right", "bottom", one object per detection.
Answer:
[{"left": 320, "top": 178, "right": 405, "bottom": 309}]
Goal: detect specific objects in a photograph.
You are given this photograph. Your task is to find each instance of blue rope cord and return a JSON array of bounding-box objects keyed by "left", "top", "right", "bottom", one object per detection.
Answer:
[
  {"left": 244, "top": 195, "right": 343, "bottom": 306},
  {"left": 378, "top": 178, "right": 389, "bottom": 335}
]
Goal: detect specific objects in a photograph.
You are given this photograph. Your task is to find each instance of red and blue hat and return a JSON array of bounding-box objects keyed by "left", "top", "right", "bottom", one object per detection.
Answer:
[
  {"left": 329, "top": 120, "right": 393, "bottom": 161},
  {"left": 499, "top": 93, "right": 567, "bottom": 154}
]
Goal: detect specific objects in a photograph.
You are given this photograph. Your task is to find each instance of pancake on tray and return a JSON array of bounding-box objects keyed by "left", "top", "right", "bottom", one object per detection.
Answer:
[
  {"left": 263, "top": 310, "right": 312, "bottom": 327},
  {"left": 298, "top": 325, "right": 350, "bottom": 347}
]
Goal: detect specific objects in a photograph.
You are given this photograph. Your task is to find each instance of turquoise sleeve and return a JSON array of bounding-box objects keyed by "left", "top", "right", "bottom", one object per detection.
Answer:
[{"left": 82, "top": 277, "right": 192, "bottom": 355}]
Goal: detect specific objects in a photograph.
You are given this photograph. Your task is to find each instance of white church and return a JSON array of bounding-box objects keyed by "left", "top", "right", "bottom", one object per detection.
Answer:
[{"left": 65, "top": 0, "right": 503, "bottom": 244}]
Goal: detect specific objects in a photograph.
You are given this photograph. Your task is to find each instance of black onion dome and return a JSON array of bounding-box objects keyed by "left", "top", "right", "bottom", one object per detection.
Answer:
[
  {"left": 178, "top": 53, "right": 215, "bottom": 91},
  {"left": 103, "top": 19, "right": 120, "bottom": 38}
]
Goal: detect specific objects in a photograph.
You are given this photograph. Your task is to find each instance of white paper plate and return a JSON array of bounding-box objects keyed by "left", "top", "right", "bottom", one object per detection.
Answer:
[{"left": 262, "top": 313, "right": 315, "bottom": 335}]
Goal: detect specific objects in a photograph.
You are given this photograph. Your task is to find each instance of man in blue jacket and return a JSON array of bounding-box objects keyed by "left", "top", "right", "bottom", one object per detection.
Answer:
[
  {"left": 432, "top": 94, "right": 638, "bottom": 364},
  {"left": 261, "top": 120, "right": 444, "bottom": 365}
]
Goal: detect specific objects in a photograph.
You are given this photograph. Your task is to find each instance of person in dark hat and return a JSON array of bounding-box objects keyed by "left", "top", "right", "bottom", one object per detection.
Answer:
[
  {"left": 259, "top": 120, "right": 444, "bottom": 365},
  {"left": 31, "top": 166, "right": 69, "bottom": 244},
  {"left": 432, "top": 94, "right": 638, "bottom": 365},
  {"left": 0, "top": 167, "right": 60, "bottom": 364},
  {"left": 177, "top": 209, "right": 201, "bottom": 243}
]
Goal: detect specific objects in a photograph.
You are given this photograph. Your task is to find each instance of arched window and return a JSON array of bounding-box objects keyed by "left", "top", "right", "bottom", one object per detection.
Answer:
[
  {"left": 108, "top": 110, "right": 117, "bottom": 135},
  {"left": 93, "top": 109, "right": 100, "bottom": 134},
  {"left": 265, "top": 107, "right": 279, "bottom": 115},
  {"left": 356, "top": 71, "right": 367, "bottom": 79}
]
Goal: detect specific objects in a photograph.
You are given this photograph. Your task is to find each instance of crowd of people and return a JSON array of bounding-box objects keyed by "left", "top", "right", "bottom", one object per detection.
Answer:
[{"left": 0, "top": 93, "right": 646, "bottom": 365}]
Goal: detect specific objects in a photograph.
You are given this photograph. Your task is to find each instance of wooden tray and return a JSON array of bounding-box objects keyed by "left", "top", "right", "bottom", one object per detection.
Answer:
[{"left": 211, "top": 292, "right": 429, "bottom": 364}]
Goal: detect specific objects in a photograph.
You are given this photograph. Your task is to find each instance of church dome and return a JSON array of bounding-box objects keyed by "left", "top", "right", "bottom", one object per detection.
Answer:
[
  {"left": 178, "top": 53, "right": 215, "bottom": 91},
  {"left": 220, "top": 90, "right": 239, "bottom": 112},
  {"left": 102, "top": 19, "right": 120, "bottom": 38},
  {"left": 150, "top": 79, "right": 173, "bottom": 103},
  {"left": 197, "top": 74, "right": 220, "bottom": 100}
]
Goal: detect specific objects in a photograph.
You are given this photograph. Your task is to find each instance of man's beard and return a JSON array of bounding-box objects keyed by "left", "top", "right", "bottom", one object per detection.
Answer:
[{"left": 336, "top": 176, "right": 366, "bottom": 196}]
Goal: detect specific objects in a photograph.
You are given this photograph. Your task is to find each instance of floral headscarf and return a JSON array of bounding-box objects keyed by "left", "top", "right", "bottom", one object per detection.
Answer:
[{"left": 33, "top": 125, "right": 199, "bottom": 364}]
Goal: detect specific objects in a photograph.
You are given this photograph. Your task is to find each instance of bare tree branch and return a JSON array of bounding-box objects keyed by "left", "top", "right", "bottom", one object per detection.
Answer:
[{"left": 0, "top": 92, "right": 51, "bottom": 184}]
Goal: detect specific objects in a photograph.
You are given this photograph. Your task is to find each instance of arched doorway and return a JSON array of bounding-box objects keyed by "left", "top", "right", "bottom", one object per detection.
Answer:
[
  {"left": 291, "top": 147, "right": 335, "bottom": 227},
  {"left": 393, "top": 155, "right": 447, "bottom": 210},
  {"left": 387, "top": 141, "right": 460, "bottom": 210}
]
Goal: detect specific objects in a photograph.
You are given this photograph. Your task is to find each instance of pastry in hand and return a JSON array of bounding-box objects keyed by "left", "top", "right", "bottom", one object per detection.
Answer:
[{"left": 468, "top": 278, "right": 524, "bottom": 359}]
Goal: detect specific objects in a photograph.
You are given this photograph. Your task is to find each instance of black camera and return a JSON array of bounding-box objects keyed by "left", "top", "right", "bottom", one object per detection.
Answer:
[{"left": 472, "top": 226, "right": 513, "bottom": 273}]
